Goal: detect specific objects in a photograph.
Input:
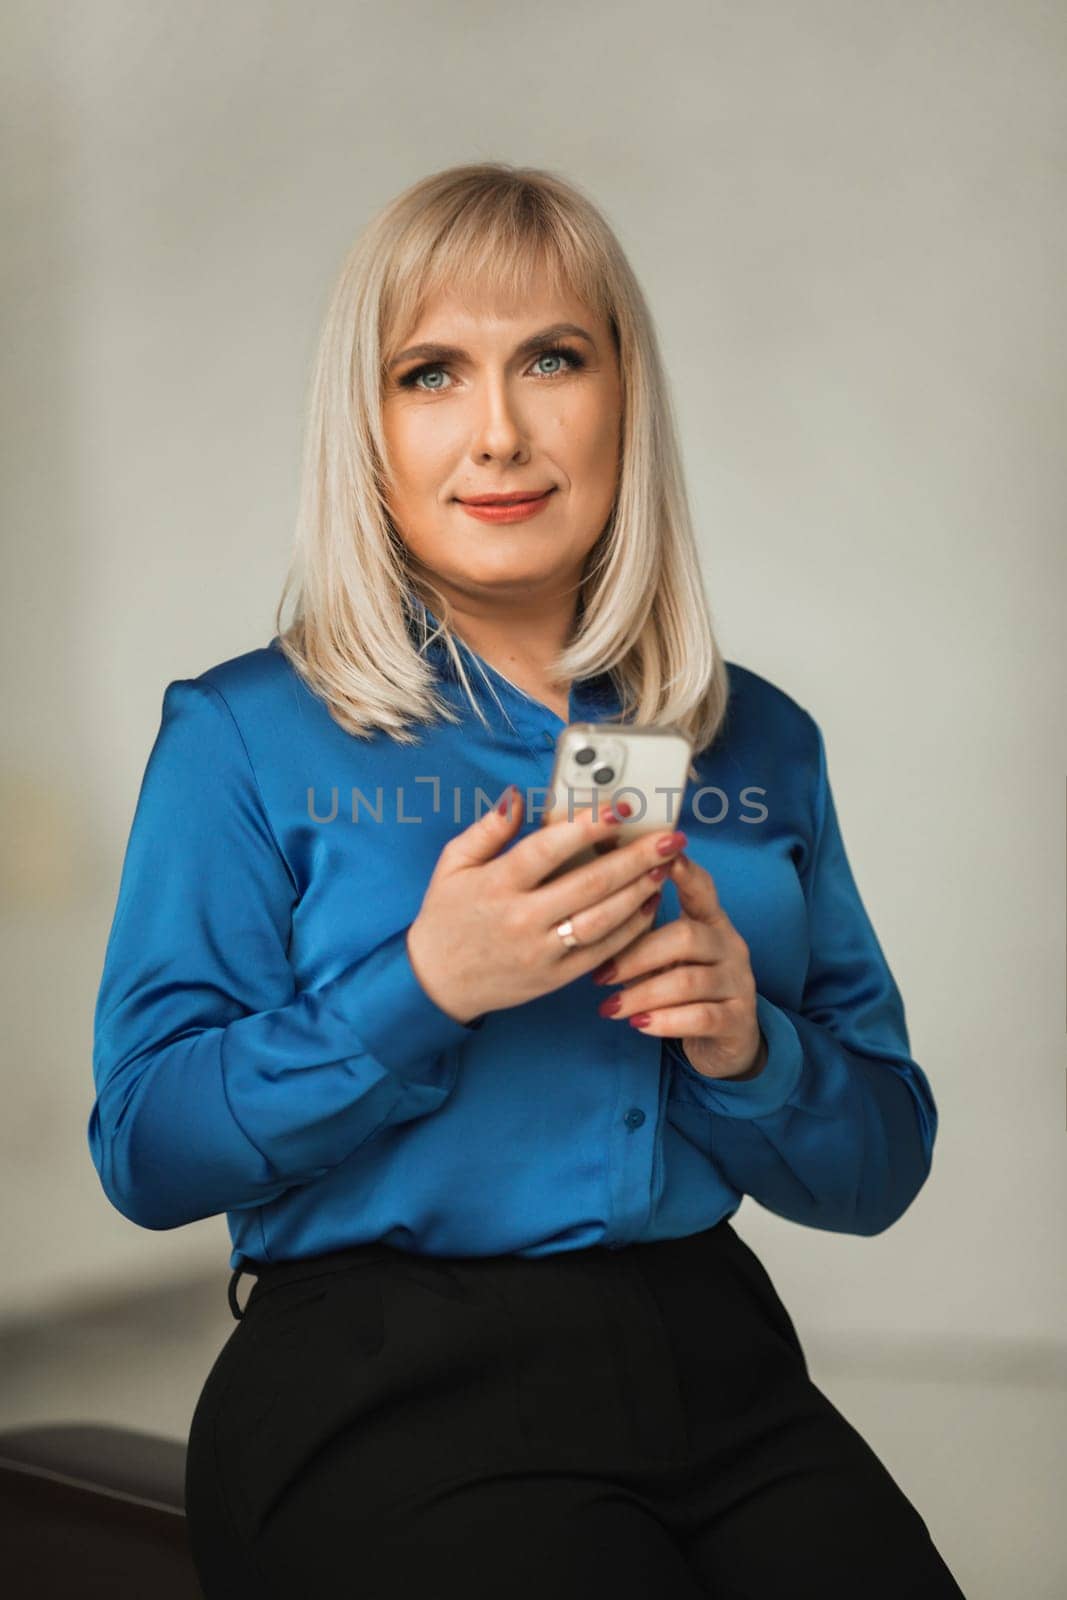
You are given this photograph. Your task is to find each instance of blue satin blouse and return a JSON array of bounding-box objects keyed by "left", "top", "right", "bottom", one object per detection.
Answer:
[{"left": 89, "top": 597, "right": 938, "bottom": 1268}]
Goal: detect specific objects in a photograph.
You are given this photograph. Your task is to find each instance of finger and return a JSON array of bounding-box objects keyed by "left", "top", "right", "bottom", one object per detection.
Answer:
[
  {"left": 504, "top": 798, "right": 655, "bottom": 891},
  {"left": 617, "top": 999, "right": 743, "bottom": 1037},
  {"left": 527, "top": 826, "right": 688, "bottom": 920},
  {"left": 598, "top": 962, "right": 736, "bottom": 1021},
  {"left": 443, "top": 784, "right": 525, "bottom": 869},
  {"left": 552, "top": 885, "right": 665, "bottom": 977},
  {"left": 551, "top": 867, "right": 669, "bottom": 953},
  {"left": 667, "top": 852, "right": 729, "bottom": 926},
  {"left": 592, "top": 919, "right": 717, "bottom": 988}
]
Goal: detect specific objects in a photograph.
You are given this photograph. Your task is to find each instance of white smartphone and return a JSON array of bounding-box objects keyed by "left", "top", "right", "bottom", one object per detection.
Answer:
[{"left": 537, "top": 721, "right": 694, "bottom": 885}]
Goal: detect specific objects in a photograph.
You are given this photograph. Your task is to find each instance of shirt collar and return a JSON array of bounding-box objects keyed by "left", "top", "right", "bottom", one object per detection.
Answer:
[{"left": 403, "top": 587, "right": 621, "bottom": 740}]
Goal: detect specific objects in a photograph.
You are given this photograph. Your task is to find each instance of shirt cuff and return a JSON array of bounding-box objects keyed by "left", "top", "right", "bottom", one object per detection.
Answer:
[
  {"left": 321, "top": 924, "right": 484, "bottom": 1075},
  {"left": 666, "top": 993, "right": 804, "bottom": 1119}
]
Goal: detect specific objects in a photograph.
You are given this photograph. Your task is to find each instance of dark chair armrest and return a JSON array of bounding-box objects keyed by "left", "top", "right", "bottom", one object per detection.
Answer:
[
  {"left": 0, "top": 1423, "right": 202, "bottom": 1598},
  {"left": 0, "top": 1422, "right": 187, "bottom": 1512}
]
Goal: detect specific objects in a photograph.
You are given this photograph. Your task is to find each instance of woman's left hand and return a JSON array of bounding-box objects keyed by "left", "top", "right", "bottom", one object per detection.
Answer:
[{"left": 593, "top": 851, "right": 768, "bottom": 1081}]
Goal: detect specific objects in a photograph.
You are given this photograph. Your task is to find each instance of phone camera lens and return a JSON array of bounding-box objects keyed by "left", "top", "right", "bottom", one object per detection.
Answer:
[
  {"left": 592, "top": 765, "right": 616, "bottom": 785},
  {"left": 574, "top": 746, "right": 597, "bottom": 766}
]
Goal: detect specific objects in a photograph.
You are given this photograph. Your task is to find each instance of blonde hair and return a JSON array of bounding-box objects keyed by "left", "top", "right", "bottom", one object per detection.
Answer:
[{"left": 274, "top": 161, "right": 731, "bottom": 760}]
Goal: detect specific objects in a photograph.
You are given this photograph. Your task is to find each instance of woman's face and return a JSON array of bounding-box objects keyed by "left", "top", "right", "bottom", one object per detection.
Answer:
[{"left": 380, "top": 270, "right": 622, "bottom": 610}]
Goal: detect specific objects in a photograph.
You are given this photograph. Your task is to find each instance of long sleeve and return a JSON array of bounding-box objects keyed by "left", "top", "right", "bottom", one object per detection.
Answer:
[
  {"left": 666, "top": 718, "right": 938, "bottom": 1237},
  {"left": 89, "top": 678, "right": 480, "bottom": 1232}
]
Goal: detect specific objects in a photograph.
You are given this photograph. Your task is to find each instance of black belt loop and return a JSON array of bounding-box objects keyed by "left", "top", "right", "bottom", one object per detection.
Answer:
[{"left": 228, "top": 1265, "right": 256, "bottom": 1320}]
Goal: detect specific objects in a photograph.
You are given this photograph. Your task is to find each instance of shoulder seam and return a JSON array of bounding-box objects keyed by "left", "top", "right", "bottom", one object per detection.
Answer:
[
  {"left": 183, "top": 678, "right": 298, "bottom": 896},
  {"left": 803, "top": 715, "right": 828, "bottom": 885}
]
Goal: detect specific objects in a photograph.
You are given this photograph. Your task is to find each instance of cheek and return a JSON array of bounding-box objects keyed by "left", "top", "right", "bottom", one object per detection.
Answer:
[
  {"left": 388, "top": 417, "right": 456, "bottom": 497},
  {"left": 564, "top": 394, "right": 620, "bottom": 473},
  {"left": 568, "top": 422, "right": 621, "bottom": 507}
]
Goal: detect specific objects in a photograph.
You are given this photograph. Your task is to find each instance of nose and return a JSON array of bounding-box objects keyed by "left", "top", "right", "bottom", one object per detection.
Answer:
[{"left": 468, "top": 372, "right": 530, "bottom": 463}]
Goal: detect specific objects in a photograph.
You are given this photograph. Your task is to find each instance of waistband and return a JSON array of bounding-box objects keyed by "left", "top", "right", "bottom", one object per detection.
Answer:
[
  {"left": 226, "top": 1218, "right": 738, "bottom": 1321},
  {"left": 228, "top": 1241, "right": 397, "bottom": 1319}
]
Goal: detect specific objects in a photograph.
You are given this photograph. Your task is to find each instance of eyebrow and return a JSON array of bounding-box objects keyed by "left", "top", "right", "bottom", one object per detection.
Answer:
[{"left": 386, "top": 322, "right": 597, "bottom": 372}]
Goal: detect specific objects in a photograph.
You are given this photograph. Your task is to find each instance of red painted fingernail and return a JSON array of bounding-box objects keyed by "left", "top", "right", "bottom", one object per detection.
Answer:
[
  {"left": 656, "top": 831, "right": 687, "bottom": 856},
  {"left": 647, "top": 864, "right": 668, "bottom": 882},
  {"left": 496, "top": 785, "right": 515, "bottom": 815},
  {"left": 629, "top": 1012, "right": 652, "bottom": 1028},
  {"left": 641, "top": 892, "right": 660, "bottom": 914},
  {"left": 598, "top": 994, "right": 622, "bottom": 1016},
  {"left": 592, "top": 961, "right": 617, "bottom": 984}
]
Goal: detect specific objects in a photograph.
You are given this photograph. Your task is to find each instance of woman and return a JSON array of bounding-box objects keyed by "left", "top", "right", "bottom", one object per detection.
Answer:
[{"left": 89, "top": 163, "right": 966, "bottom": 1598}]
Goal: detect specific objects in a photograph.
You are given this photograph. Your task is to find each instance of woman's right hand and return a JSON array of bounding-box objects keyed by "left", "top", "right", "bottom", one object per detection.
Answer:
[{"left": 405, "top": 786, "right": 687, "bottom": 1025}]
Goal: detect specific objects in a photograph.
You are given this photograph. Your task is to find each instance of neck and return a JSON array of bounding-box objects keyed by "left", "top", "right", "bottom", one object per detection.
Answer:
[{"left": 411, "top": 577, "right": 584, "bottom": 691}]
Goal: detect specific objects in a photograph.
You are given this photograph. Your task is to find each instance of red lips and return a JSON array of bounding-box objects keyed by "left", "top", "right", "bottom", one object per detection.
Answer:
[
  {"left": 455, "top": 488, "right": 557, "bottom": 524},
  {"left": 458, "top": 489, "right": 555, "bottom": 505}
]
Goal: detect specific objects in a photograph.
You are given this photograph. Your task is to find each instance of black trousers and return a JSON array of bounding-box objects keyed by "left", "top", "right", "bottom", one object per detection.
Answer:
[{"left": 185, "top": 1218, "right": 967, "bottom": 1598}]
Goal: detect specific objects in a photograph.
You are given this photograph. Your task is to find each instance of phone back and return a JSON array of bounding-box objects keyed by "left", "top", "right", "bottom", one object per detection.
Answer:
[{"left": 538, "top": 722, "right": 693, "bottom": 885}]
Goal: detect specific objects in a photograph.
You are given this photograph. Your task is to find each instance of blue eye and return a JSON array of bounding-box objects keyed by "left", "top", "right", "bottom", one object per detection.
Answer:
[
  {"left": 532, "top": 349, "right": 571, "bottom": 376},
  {"left": 412, "top": 368, "right": 448, "bottom": 391},
  {"left": 398, "top": 343, "right": 586, "bottom": 392}
]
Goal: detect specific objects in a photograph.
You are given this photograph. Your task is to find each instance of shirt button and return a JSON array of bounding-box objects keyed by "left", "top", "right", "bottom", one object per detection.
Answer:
[{"left": 623, "top": 1107, "right": 646, "bottom": 1130}]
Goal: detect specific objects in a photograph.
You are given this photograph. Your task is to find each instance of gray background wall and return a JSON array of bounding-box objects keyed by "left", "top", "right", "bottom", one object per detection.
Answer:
[{"left": 2, "top": 6, "right": 1064, "bottom": 1584}]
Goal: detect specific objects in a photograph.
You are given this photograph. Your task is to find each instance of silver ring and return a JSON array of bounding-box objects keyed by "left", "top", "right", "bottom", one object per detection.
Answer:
[{"left": 555, "top": 918, "right": 581, "bottom": 951}]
